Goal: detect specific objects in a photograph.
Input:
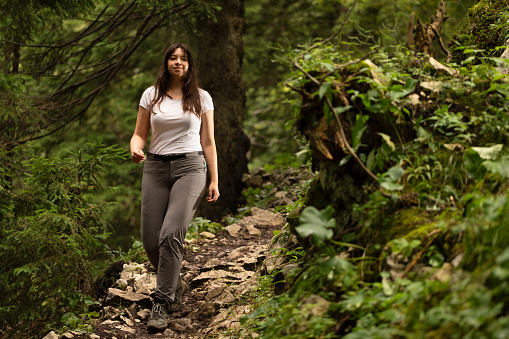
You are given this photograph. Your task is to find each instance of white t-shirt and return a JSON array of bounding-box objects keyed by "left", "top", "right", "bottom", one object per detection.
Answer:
[{"left": 139, "top": 86, "right": 214, "bottom": 155}]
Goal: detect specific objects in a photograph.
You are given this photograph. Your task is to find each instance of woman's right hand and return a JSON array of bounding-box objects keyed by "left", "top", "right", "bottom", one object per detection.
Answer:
[{"left": 131, "top": 149, "right": 146, "bottom": 164}]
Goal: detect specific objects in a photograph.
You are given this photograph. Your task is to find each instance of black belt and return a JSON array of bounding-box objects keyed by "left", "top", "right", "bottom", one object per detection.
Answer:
[{"left": 147, "top": 151, "right": 203, "bottom": 161}]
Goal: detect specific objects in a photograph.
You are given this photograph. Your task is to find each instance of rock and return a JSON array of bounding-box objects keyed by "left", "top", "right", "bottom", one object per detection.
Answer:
[
  {"left": 192, "top": 270, "right": 230, "bottom": 284},
  {"left": 228, "top": 248, "right": 244, "bottom": 260},
  {"left": 226, "top": 209, "right": 283, "bottom": 237},
  {"left": 137, "top": 308, "right": 150, "bottom": 320},
  {"left": 240, "top": 207, "right": 285, "bottom": 229},
  {"left": 200, "top": 231, "right": 216, "bottom": 239},
  {"left": 105, "top": 288, "right": 152, "bottom": 309},
  {"left": 121, "top": 315, "right": 134, "bottom": 326},
  {"left": 115, "top": 279, "right": 128, "bottom": 289},
  {"left": 301, "top": 294, "right": 330, "bottom": 317},
  {"left": 163, "top": 328, "right": 176, "bottom": 336},
  {"left": 407, "top": 93, "right": 420, "bottom": 105},
  {"left": 88, "top": 334, "right": 100, "bottom": 339},
  {"left": 42, "top": 331, "right": 59, "bottom": 339},
  {"left": 170, "top": 318, "right": 192, "bottom": 332},
  {"left": 103, "top": 306, "right": 122, "bottom": 320},
  {"left": 246, "top": 225, "right": 260, "bottom": 236},
  {"left": 210, "top": 311, "right": 229, "bottom": 326},
  {"left": 206, "top": 286, "right": 226, "bottom": 301},
  {"left": 120, "top": 263, "right": 144, "bottom": 280},
  {"left": 420, "top": 81, "right": 442, "bottom": 93},
  {"left": 133, "top": 273, "right": 157, "bottom": 295},
  {"left": 225, "top": 224, "right": 242, "bottom": 237},
  {"left": 118, "top": 325, "right": 136, "bottom": 334},
  {"left": 275, "top": 191, "right": 288, "bottom": 198},
  {"left": 237, "top": 256, "right": 258, "bottom": 271},
  {"left": 61, "top": 333, "right": 74, "bottom": 339},
  {"left": 215, "top": 288, "right": 236, "bottom": 304},
  {"left": 194, "top": 301, "right": 220, "bottom": 320},
  {"left": 432, "top": 262, "right": 452, "bottom": 283}
]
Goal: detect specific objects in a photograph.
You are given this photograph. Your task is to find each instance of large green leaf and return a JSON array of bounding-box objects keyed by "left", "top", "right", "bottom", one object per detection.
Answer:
[
  {"left": 472, "top": 144, "right": 503, "bottom": 160},
  {"left": 464, "top": 149, "right": 487, "bottom": 180},
  {"left": 296, "top": 206, "right": 336, "bottom": 243},
  {"left": 483, "top": 156, "right": 509, "bottom": 178}
]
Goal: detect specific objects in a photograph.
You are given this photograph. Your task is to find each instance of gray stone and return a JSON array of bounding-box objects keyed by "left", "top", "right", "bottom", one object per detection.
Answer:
[
  {"left": 163, "top": 328, "right": 176, "bottom": 336},
  {"left": 119, "top": 325, "right": 136, "bottom": 334},
  {"left": 225, "top": 224, "right": 242, "bottom": 237},
  {"left": 210, "top": 311, "right": 229, "bottom": 326},
  {"left": 105, "top": 288, "right": 151, "bottom": 309},
  {"left": 170, "top": 318, "right": 192, "bottom": 332},
  {"left": 246, "top": 225, "right": 260, "bottom": 236},
  {"left": 275, "top": 191, "right": 288, "bottom": 198},
  {"left": 103, "top": 306, "right": 122, "bottom": 320},
  {"left": 194, "top": 301, "right": 220, "bottom": 320},
  {"left": 301, "top": 294, "right": 330, "bottom": 317},
  {"left": 137, "top": 308, "right": 150, "bottom": 320},
  {"left": 133, "top": 273, "right": 157, "bottom": 295},
  {"left": 206, "top": 286, "right": 226, "bottom": 301},
  {"left": 121, "top": 315, "right": 134, "bottom": 327},
  {"left": 42, "top": 331, "right": 59, "bottom": 339},
  {"left": 432, "top": 262, "right": 453, "bottom": 283},
  {"left": 200, "top": 231, "right": 216, "bottom": 239},
  {"left": 115, "top": 279, "right": 128, "bottom": 289}
]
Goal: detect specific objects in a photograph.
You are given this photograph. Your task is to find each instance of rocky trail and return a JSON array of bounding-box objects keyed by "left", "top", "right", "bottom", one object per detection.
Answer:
[{"left": 43, "top": 168, "right": 312, "bottom": 339}]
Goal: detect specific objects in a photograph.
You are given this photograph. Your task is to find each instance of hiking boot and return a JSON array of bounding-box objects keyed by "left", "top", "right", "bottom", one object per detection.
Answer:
[
  {"left": 169, "top": 279, "right": 188, "bottom": 312},
  {"left": 147, "top": 300, "right": 169, "bottom": 331}
]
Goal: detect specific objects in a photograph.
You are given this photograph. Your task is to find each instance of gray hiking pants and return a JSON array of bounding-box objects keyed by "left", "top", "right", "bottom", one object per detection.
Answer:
[{"left": 141, "top": 151, "right": 206, "bottom": 305}]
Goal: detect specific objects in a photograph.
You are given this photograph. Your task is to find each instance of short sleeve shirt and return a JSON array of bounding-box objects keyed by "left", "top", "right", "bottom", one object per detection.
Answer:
[{"left": 139, "top": 86, "right": 214, "bottom": 155}]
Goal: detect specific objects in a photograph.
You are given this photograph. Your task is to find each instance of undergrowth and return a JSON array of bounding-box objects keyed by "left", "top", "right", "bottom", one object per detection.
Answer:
[{"left": 242, "top": 22, "right": 509, "bottom": 339}]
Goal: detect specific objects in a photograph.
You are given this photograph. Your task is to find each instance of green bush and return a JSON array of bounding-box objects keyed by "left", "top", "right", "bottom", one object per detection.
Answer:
[{"left": 0, "top": 141, "right": 126, "bottom": 336}]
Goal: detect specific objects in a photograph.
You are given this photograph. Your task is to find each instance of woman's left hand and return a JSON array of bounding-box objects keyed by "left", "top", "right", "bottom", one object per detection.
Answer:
[{"left": 207, "top": 182, "right": 220, "bottom": 202}]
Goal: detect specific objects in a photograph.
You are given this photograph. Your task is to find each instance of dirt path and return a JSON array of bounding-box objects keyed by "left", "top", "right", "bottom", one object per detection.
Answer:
[{"left": 62, "top": 208, "right": 285, "bottom": 339}]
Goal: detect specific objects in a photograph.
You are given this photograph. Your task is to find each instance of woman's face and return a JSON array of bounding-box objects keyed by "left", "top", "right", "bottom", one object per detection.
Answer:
[{"left": 167, "top": 48, "right": 189, "bottom": 78}]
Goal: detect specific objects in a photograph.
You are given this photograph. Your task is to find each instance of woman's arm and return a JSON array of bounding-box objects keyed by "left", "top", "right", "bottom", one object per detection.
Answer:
[
  {"left": 200, "top": 109, "right": 219, "bottom": 202},
  {"left": 130, "top": 106, "right": 150, "bottom": 164}
]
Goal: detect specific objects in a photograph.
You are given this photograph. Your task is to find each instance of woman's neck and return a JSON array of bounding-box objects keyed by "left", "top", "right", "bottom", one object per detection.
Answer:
[{"left": 168, "top": 78, "right": 184, "bottom": 99}]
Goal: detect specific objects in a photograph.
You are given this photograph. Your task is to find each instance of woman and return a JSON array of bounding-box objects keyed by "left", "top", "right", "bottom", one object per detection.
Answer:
[{"left": 130, "top": 43, "right": 219, "bottom": 331}]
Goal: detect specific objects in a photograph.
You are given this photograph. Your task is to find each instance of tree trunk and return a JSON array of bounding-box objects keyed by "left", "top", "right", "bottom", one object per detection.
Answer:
[{"left": 196, "top": 0, "right": 249, "bottom": 220}]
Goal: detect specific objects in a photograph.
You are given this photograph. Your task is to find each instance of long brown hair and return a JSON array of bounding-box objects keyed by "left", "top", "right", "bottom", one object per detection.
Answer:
[{"left": 149, "top": 43, "right": 202, "bottom": 117}]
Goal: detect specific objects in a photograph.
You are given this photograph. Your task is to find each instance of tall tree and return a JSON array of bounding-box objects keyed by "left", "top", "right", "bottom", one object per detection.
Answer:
[{"left": 196, "top": 0, "right": 249, "bottom": 220}]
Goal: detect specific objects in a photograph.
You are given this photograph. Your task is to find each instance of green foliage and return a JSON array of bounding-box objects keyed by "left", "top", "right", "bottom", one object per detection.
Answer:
[
  {"left": 0, "top": 141, "right": 126, "bottom": 335},
  {"left": 296, "top": 206, "right": 336, "bottom": 244},
  {"left": 186, "top": 216, "right": 223, "bottom": 239},
  {"left": 451, "top": 0, "right": 509, "bottom": 62},
  {"left": 245, "top": 2, "right": 509, "bottom": 337}
]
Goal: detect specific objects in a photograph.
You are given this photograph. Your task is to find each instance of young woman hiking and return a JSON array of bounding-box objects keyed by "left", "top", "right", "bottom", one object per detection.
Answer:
[{"left": 130, "top": 43, "right": 219, "bottom": 331}]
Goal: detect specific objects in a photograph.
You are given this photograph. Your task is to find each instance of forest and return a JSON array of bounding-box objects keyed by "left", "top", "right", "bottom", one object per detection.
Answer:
[{"left": 3, "top": 0, "right": 509, "bottom": 338}]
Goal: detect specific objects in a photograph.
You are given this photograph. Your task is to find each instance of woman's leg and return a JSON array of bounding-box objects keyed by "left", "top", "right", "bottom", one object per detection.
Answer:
[
  {"left": 141, "top": 158, "right": 171, "bottom": 271},
  {"left": 154, "top": 155, "right": 206, "bottom": 305}
]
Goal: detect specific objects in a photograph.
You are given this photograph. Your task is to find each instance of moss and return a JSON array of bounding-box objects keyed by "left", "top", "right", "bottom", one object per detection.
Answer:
[{"left": 452, "top": 0, "right": 509, "bottom": 62}]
